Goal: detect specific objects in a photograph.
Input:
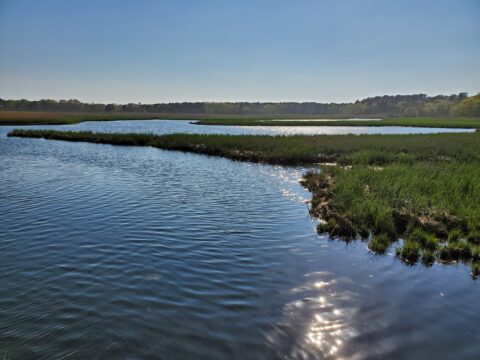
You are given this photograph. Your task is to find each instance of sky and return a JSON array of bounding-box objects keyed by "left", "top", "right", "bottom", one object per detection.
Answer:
[{"left": 0, "top": 0, "right": 479, "bottom": 103}]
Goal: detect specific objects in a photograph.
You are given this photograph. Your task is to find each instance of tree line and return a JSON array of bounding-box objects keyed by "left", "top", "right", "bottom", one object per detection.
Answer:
[{"left": 1, "top": 93, "right": 479, "bottom": 117}]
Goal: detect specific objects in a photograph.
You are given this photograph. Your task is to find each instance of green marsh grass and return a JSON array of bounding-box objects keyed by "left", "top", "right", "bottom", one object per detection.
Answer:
[
  {"left": 196, "top": 117, "right": 480, "bottom": 129},
  {"left": 8, "top": 129, "right": 480, "bottom": 165},
  {"left": 472, "top": 262, "right": 480, "bottom": 278},
  {"left": 0, "top": 111, "right": 173, "bottom": 126},
  {"left": 305, "top": 162, "right": 480, "bottom": 269},
  {"left": 368, "top": 234, "right": 392, "bottom": 254},
  {"left": 421, "top": 249, "right": 436, "bottom": 266},
  {"left": 396, "top": 241, "right": 421, "bottom": 263}
]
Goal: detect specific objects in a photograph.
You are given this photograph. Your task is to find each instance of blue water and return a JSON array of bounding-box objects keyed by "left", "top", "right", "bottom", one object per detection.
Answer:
[
  {"left": 1, "top": 121, "right": 479, "bottom": 359},
  {"left": 3, "top": 118, "right": 475, "bottom": 135}
]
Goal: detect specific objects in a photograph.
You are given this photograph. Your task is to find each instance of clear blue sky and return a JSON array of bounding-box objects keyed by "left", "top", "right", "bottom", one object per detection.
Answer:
[{"left": 0, "top": 0, "right": 479, "bottom": 103}]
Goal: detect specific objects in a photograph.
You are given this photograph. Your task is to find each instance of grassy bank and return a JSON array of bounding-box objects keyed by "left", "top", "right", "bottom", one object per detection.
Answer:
[
  {"left": 8, "top": 129, "right": 480, "bottom": 276},
  {"left": 0, "top": 111, "right": 171, "bottom": 125},
  {"left": 302, "top": 164, "right": 480, "bottom": 275},
  {"left": 195, "top": 117, "right": 480, "bottom": 129},
  {"left": 7, "top": 129, "right": 480, "bottom": 165},
  {"left": 0, "top": 111, "right": 351, "bottom": 126}
]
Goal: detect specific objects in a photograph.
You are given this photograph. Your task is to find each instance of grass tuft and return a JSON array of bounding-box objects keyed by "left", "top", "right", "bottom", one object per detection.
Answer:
[
  {"left": 466, "top": 231, "right": 480, "bottom": 245},
  {"left": 448, "top": 229, "right": 463, "bottom": 243},
  {"left": 422, "top": 249, "right": 436, "bottom": 266},
  {"left": 396, "top": 241, "right": 421, "bottom": 263},
  {"left": 368, "top": 233, "right": 392, "bottom": 254},
  {"left": 471, "top": 262, "right": 480, "bottom": 279}
]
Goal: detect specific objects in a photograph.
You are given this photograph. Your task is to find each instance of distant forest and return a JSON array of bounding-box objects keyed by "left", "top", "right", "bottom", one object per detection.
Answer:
[{"left": 1, "top": 93, "right": 479, "bottom": 117}]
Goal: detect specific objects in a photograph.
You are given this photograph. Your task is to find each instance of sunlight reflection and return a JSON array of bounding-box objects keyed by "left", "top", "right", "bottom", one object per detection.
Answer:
[
  {"left": 240, "top": 125, "right": 475, "bottom": 136},
  {"left": 258, "top": 166, "right": 310, "bottom": 203},
  {"left": 268, "top": 272, "right": 359, "bottom": 359}
]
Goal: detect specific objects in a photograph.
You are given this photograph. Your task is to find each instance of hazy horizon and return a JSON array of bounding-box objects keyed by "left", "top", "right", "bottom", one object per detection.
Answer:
[
  {"left": 1, "top": 0, "right": 479, "bottom": 103},
  {"left": 1, "top": 91, "right": 478, "bottom": 105}
]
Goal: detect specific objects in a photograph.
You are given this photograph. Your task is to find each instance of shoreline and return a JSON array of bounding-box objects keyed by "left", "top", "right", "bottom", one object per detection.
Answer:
[
  {"left": 194, "top": 117, "right": 480, "bottom": 129},
  {"left": 0, "top": 111, "right": 365, "bottom": 126},
  {"left": 1, "top": 111, "right": 479, "bottom": 129},
  {"left": 301, "top": 168, "right": 480, "bottom": 274}
]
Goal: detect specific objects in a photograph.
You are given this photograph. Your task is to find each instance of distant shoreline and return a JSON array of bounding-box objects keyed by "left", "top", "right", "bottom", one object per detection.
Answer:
[
  {"left": 0, "top": 111, "right": 372, "bottom": 126},
  {"left": 194, "top": 117, "right": 480, "bottom": 129},
  {"left": 1, "top": 111, "right": 479, "bottom": 129}
]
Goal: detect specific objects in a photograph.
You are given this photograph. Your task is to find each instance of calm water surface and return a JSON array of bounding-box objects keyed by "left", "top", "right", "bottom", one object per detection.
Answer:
[
  {"left": 1, "top": 121, "right": 479, "bottom": 359},
  {"left": 3, "top": 119, "right": 475, "bottom": 136}
]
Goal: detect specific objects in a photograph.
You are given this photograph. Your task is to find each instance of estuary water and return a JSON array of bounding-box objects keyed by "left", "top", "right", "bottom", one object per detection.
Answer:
[
  {"left": 0, "top": 121, "right": 479, "bottom": 359},
  {"left": 4, "top": 119, "right": 473, "bottom": 136}
]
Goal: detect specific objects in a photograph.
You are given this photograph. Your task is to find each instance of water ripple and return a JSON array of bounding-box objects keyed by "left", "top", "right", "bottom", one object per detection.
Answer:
[{"left": 1, "top": 122, "right": 479, "bottom": 359}]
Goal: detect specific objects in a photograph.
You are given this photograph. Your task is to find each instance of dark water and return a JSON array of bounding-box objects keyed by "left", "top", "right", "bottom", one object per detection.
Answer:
[{"left": 1, "top": 121, "right": 479, "bottom": 359}]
